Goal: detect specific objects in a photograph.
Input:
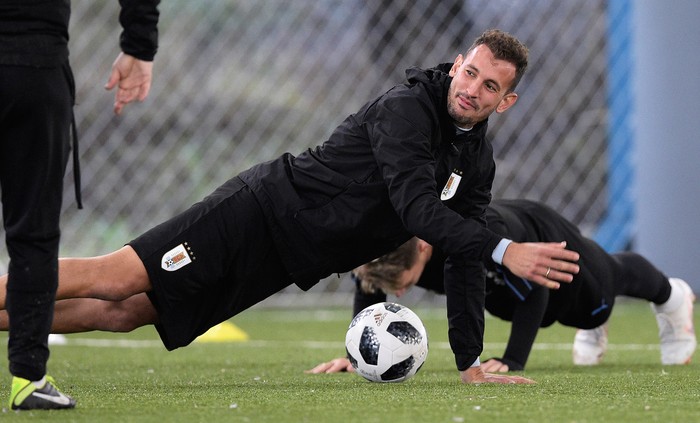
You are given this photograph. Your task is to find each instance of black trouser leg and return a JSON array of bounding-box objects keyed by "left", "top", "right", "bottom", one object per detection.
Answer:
[
  {"left": 611, "top": 251, "right": 671, "bottom": 305},
  {"left": 0, "top": 63, "right": 73, "bottom": 381}
]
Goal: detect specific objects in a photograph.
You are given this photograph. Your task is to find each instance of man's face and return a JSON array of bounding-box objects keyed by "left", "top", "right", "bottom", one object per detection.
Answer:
[{"left": 447, "top": 44, "right": 519, "bottom": 128}]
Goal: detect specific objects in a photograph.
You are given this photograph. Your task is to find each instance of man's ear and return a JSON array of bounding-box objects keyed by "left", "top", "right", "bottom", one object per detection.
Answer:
[
  {"left": 448, "top": 54, "right": 464, "bottom": 77},
  {"left": 416, "top": 239, "right": 429, "bottom": 252},
  {"left": 496, "top": 92, "right": 518, "bottom": 114},
  {"left": 416, "top": 239, "right": 433, "bottom": 260}
]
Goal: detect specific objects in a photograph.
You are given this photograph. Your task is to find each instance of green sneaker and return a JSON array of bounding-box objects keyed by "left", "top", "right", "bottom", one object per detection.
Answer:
[{"left": 9, "top": 375, "right": 76, "bottom": 410}]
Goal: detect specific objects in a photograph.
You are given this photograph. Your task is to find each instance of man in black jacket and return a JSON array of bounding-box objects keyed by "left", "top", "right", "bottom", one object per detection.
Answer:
[
  {"left": 0, "top": 30, "right": 579, "bottom": 385},
  {"left": 0, "top": 0, "right": 159, "bottom": 410},
  {"left": 307, "top": 199, "right": 696, "bottom": 374}
]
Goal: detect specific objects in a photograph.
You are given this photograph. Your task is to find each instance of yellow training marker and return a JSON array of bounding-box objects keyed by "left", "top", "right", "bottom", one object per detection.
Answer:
[{"left": 195, "top": 322, "right": 249, "bottom": 343}]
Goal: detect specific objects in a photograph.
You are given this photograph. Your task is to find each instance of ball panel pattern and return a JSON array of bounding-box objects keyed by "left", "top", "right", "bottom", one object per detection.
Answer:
[
  {"left": 358, "top": 326, "right": 380, "bottom": 365},
  {"left": 345, "top": 302, "right": 428, "bottom": 383}
]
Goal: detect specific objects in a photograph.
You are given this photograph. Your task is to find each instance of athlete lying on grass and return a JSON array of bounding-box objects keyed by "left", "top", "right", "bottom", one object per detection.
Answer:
[{"left": 307, "top": 199, "right": 697, "bottom": 374}]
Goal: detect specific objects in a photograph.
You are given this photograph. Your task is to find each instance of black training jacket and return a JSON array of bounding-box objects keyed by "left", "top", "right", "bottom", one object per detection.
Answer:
[
  {"left": 241, "top": 64, "right": 503, "bottom": 370},
  {"left": 0, "top": 0, "right": 159, "bottom": 67}
]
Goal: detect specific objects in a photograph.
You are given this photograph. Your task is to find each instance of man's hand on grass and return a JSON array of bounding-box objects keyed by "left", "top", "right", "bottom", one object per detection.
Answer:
[
  {"left": 305, "top": 357, "right": 354, "bottom": 374},
  {"left": 460, "top": 366, "right": 534, "bottom": 384}
]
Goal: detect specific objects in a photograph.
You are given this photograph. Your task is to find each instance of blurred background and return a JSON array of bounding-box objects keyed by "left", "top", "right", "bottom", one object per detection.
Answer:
[{"left": 1, "top": 0, "right": 698, "bottom": 308}]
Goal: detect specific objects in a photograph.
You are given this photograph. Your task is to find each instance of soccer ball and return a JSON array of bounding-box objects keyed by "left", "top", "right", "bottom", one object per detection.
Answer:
[{"left": 345, "top": 302, "right": 428, "bottom": 382}]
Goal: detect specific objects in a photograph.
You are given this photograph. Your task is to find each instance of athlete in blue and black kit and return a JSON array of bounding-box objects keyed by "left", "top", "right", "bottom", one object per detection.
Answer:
[
  {"left": 0, "top": 30, "right": 579, "bottom": 386},
  {"left": 307, "top": 199, "right": 696, "bottom": 374}
]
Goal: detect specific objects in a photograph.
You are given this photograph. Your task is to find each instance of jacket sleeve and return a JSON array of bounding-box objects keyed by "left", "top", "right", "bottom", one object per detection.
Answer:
[
  {"left": 119, "top": 0, "right": 160, "bottom": 61},
  {"left": 445, "top": 257, "right": 485, "bottom": 370},
  {"left": 500, "top": 285, "right": 548, "bottom": 370}
]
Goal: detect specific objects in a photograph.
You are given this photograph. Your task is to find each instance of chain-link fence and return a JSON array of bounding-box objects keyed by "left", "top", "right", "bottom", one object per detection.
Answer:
[{"left": 1, "top": 0, "right": 611, "bottom": 308}]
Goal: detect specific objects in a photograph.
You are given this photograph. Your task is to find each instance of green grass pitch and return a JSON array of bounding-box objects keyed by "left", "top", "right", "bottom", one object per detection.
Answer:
[{"left": 0, "top": 299, "right": 698, "bottom": 422}]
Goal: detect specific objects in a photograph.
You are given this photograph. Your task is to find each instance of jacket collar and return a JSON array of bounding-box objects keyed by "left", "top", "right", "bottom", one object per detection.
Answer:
[{"left": 405, "top": 63, "right": 489, "bottom": 147}]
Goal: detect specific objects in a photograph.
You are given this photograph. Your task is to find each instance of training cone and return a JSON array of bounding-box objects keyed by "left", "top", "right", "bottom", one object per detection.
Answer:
[{"left": 195, "top": 322, "right": 249, "bottom": 343}]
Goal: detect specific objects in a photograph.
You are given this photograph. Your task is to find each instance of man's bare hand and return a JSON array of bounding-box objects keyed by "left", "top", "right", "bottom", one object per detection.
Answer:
[
  {"left": 105, "top": 52, "right": 154, "bottom": 115},
  {"left": 460, "top": 366, "right": 534, "bottom": 384},
  {"left": 502, "top": 241, "right": 580, "bottom": 289},
  {"left": 305, "top": 357, "right": 354, "bottom": 374}
]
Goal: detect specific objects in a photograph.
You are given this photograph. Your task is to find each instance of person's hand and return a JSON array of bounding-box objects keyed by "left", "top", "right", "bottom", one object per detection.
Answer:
[
  {"left": 481, "top": 358, "right": 510, "bottom": 373},
  {"left": 502, "top": 241, "right": 580, "bottom": 289},
  {"left": 305, "top": 357, "right": 355, "bottom": 374},
  {"left": 104, "top": 52, "right": 154, "bottom": 115},
  {"left": 460, "top": 366, "right": 534, "bottom": 384}
]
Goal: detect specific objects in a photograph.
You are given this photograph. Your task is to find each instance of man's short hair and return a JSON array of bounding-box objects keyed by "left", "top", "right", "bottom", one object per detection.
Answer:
[{"left": 468, "top": 29, "right": 529, "bottom": 92}]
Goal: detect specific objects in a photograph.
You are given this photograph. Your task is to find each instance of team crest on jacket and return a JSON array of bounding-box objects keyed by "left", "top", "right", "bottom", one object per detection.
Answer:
[
  {"left": 161, "top": 242, "right": 194, "bottom": 272},
  {"left": 441, "top": 170, "right": 463, "bottom": 201}
]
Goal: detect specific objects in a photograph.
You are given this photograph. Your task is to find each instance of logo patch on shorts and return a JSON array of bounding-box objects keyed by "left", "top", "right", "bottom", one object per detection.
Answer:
[{"left": 161, "top": 243, "right": 193, "bottom": 272}]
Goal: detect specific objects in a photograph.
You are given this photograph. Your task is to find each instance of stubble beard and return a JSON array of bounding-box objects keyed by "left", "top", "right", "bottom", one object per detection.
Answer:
[{"left": 447, "top": 100, "right": 477, "bottom": 128}]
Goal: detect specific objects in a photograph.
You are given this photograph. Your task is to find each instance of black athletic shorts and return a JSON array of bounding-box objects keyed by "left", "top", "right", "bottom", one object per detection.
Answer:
[{"left": 129, "top": 177, "right": 293, "bottom": 350}]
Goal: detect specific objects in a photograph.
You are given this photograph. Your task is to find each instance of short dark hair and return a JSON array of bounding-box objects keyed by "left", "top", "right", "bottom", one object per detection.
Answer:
[{"left": 468, "top": 29, "right": 529, "bottom": 92}]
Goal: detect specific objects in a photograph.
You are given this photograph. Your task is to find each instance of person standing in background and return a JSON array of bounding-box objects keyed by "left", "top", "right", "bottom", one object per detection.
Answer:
[{"left": 0, "top": 0, "right": 160, "bottom": 410}]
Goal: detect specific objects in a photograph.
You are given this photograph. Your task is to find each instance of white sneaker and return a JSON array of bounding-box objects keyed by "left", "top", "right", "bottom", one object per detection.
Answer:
[
  {"left": 573, "top": 322, "right": 608, "bottom": 365},
  {"left": 652, "top": 278, "right": 696, "bottom": 365}
]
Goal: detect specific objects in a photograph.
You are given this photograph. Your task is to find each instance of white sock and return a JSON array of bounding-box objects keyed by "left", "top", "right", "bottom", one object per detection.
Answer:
[
  {"left": 32, "top": 376, "right": 47, "bottom": 388},
  {"left": 656, "top": 279, "right": 684, "bottom": 313}
]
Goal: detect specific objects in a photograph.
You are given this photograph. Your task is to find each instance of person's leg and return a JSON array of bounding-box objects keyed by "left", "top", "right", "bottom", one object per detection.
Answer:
[
  {"left": 610, "top": 252, "right": 671, "bottom": 302},
  {"left": 56, "top": 246, "right": 153, "bottom": 302},
  {"left": 52, "top": 294, "right": 157, "bottom": 333},
  {"left": 0, "top": 245, "right": 152, "bottom": 310},
  {"left": 1, "top": 64, "right": 71, "bottom": 384},
  {"left": 608, "top": 252, "right": 695, "bottom": 365},
  {"left": 0, "top": 293, "right": 157, "bottom": 334},
  {"left": 573, "top": 252, "right": 674, "bottom": 366},
  {"left": 1, "top": 63, "right": 76, "bottom": 410}
]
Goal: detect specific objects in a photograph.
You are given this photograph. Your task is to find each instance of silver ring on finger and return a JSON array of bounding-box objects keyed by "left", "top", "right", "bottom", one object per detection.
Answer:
[{"left": 545, "top": 267, "right": 551, "bottom": 278}]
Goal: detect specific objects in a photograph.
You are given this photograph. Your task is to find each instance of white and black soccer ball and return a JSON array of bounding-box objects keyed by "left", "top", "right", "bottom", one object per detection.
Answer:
[{"left": 345, "top": 302, "right": 428, "bottom": 382}]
